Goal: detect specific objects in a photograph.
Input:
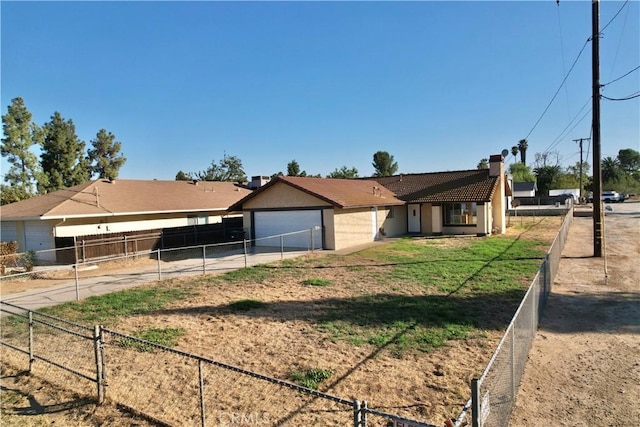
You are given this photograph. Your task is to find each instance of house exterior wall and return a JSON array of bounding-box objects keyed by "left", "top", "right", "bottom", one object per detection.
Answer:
[
  {"left": 421, "top": 204, "right": 433, "bottom": 234},
  {"left": 53, "top": 213, "right": 231, "bottom": 238},
  {"left": 243, "top": 182, "right": 331, "bottom": 210},
  {"left": 1, "top": 221, "right": 18, "bottom": 243},
  {"left": 332, "top": 207, "right": 379, "bottom": 251},
  {"left": 513, "top": 190, "right": 535, "bottom": 198},
  {"left": 322, "top": 208, "right": 336, "bottom": 250},
  {"left": 477, "top": 202, "right": 490, "bottom": 235},
  {"left": 380, "top": 205, "right": 407, "bottom": 238},
  {"left": 431, "top": 205, "right": 443, "bottom": 234}
]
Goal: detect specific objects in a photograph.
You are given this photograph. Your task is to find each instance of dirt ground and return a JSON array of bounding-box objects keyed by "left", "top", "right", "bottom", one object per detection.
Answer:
[{"left": 510, "top": 202, "right": 640, "bottom": 426}]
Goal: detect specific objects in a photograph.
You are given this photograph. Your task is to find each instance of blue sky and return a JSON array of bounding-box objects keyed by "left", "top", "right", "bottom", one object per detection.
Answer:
[{"left": 1, "top": 1, "right": 638, "bottom": 181}]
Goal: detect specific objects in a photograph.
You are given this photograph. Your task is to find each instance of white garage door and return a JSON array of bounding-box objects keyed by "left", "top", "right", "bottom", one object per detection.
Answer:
[{"left": 254, "top": 210, "right": 322, "bottom": 249}]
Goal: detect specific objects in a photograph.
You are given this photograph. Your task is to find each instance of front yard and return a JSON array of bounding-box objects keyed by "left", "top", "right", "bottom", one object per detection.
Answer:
[{"left": 2, "top": 216, "right": 563, "bottom": 425}]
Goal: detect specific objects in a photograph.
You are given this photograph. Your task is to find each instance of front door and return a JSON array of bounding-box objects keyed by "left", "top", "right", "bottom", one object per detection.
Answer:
[{"left": 408, "top": 204, "right": 421, "bottom": 233}]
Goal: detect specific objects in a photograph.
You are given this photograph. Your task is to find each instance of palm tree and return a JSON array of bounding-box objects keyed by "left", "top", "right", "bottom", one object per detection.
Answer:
[
  {"left": 518, "top": 139, "right": 528, "bottom": 165},
  {"left": 601, "top": 156, "right": 621, "bottom": 185},
  {"left": 511, "top": 146, "right": 519, "bottom": 163}
]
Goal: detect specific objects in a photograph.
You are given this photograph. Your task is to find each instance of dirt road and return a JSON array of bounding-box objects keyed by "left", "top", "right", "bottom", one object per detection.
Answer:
[{"left": 510, "top": 202, "right": 640, "bottom": 426}]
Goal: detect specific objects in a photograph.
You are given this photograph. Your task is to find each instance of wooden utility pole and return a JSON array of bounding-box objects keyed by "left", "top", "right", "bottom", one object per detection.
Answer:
[
  {"left": 592, "top": 0, "right": 603, "bottom": 257},
  {"left": 573, "top": 137, "right": 590, "bottom": 201}
]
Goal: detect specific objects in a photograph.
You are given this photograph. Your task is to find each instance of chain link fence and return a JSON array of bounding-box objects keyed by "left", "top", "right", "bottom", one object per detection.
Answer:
[
  {"left": 1, "top": 229, "right": 319, "bottom": 309},
  {"left": 455, "top": 208, "right": 574, "bottom": 427},
  {"left": 1, "top": 301, "right": 411, "bottom": 426}
]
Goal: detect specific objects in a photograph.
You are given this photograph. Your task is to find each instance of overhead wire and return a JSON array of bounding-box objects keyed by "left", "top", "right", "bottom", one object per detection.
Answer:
[
  {"left": 525, "top": 0, "right": 640, "bottom": 160},
  {"left": 601, "top": 65, "right": 640, "bottom": 87},
  {"left": 605, "top": 0, "right": 631, "bottom": 84},
  {"left": 523, "top": 39, "right": 590, "bottom": 141},
  {"left": 601, "top": 92, "right": 640, "bottom": 101},
  {"left": 542, "top": 96, "right": 592, "bottom": 155}
]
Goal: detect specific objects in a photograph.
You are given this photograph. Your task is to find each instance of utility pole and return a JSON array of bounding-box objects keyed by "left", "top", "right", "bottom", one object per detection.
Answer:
[
  {"left": 573, "top": 137, "right": 590, "bottom": 202},
  {"left": 592, "top": 0, "right": 603, "bottom": 257}
]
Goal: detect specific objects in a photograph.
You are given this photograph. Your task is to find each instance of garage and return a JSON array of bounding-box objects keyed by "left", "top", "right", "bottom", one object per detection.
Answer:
[{"left": 253, "top": 210, "right": 323, "bottom": 249}]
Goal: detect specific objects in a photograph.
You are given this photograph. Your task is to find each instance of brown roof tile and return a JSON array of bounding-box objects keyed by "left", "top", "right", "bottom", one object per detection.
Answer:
[
  {"left": 372, "top": 170, "right": 499, "bottom": 203},
  {"left": 232, "top": 176, "right": 404, "bottom": 210},
  {"left": 0, "top": 179, "right": 252, "bottom": 220}
]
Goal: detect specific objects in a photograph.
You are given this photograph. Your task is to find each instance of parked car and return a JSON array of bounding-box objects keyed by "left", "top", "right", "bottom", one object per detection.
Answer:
[{"left": 602, "top": 191, "right": 624, "bottom": 203}]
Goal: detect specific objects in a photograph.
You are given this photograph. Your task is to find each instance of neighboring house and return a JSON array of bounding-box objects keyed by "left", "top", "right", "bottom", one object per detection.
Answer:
[
  {"left": 229, "top": 176, "right": 405, "bottom": 251},
  {"left": 373, "top": 155, "right": 508, "bottom": 237},
  {"left": 513, "top": 182, "right": 538, "bottom": 198},
  {"left": 0, "top": 179, "right": 252, "bottom": 263}
]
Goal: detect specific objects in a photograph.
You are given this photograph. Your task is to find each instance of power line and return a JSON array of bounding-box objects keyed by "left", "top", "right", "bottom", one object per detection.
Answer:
[
  {"left": 523, "top": 39, "right": 590, "bottom": 141},
  {"left": 601, "top": 0, "right": 630, "bottom": 33},
  {"left": 542, "top": 96, "right": 592, "bottom": 155},
  {"left": 601, "top": 92, "right": 640, "bottom": 101},
  {"left": 602, "top": 65, "right": 640, "bottom": 87}
]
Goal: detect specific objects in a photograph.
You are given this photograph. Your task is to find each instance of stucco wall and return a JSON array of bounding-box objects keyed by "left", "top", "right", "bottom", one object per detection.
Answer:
[
  {"left": 53, "top": 213, "right": 232, "bottom": 238},
  {"left": 244, "top": 182, "right": 331, "bottom": 210},
  {"left": 332, "top": 207, "right": 378, "bottom": 251},
  {"left": 380, "top": 205, "right": 407, "bottom": 238},
  {"left": 323, "top": 208, "right": 336, "bottom": 250}
]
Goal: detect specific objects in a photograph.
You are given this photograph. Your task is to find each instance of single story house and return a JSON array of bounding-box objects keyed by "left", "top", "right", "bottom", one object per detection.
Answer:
[
  {"left": 513, "top": 181, "right": 538, "bottom": 198},
  {"left": 0, "top": 179, "right": 252, "bottom": 263},
  {"left": 229, "top": 176, "right": 405, "bottom": 251},
  {"left": 373, "top": 154, "right": 508, "bottom": 237},
  {"left": 231, "top": 155, "right": 509, "bottom": 250}
]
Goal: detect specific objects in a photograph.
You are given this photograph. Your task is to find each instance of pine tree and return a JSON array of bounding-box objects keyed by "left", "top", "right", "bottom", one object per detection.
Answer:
[
  {"left": 87, "top": 129, "right": 127, "bottom": 179},
  {"left": 1, "top": 97, "right": 41, "bottom": 200},
  {"left": 40, "top": 112, "right": 89, "bottom": 192}
]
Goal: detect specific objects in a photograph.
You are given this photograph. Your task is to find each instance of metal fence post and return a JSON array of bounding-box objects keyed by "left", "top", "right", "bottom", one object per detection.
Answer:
[
  {"left": 280, "top": 235, "right": 284, "bottom": 260},
  {"left": 243, "top": 239, "right": 248, "bottom": 268},
  {"left": 157, "top": 248, "right": 162, "bottom": 281},
  {"left": 74, "top": 262, "right": 80, "bottom": 301},
  {"left": 93, "top": 325, "right": 105, "bottom": 404},
  {"left": 353, "top": 400, "right": 362, "bottom": 427},
  {"left": 510, "top": 326, "right": 516, "bottom": 404},
  {"left": 361, "top": 400, "right": 367, "bottom": 427},
  {"left": 310, "top": 228, "right": 314, "bottom": 253},
  {"left": 198, "top": 360, "right": 206, "bottom": 427},
  {"left": 28, "top": 311, "right": 34, "bottom": 372},
  {"left": 123, "top": 236, "right": 128, "bottom": 257},
  {"left": 202, "top": 246, "right": 206, "bottom": 274},
  {"left": 471, "top": 378, "right": 480, "bottom": 427},
  {"left": 82, "top": 240, "right": 86, "bottom": 263}
]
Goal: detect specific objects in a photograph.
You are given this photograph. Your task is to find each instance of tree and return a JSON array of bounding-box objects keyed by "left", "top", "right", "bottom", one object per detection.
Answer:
[
  {"left": 196, "top": 155, "right": 246, "bottom": 182},
  {"left": 508, "top": 163, "right": 536, "bottom": 182},
  {"left": 327, "top": 166, "right": 359, "bottom": 179},
  {"left": 40, "top": 112, "right": 89, "bottom": 193},
  {"left": 534, "top": 165, "right": 562, "bottom": 196},
  {"left": 372, "top": 151, "right": 398, "bottom": 177},
  {"left": 517, "top": 139, "right": 528, "bottom": 165},
  {"left": 511, "top": 145, "right": 519, "bottom": 162},
  {"left": 175, "top": 170, "right": 193, "bottom": 181},
  {"left": 87, "top": 129, "right": 127, "bottom": 179},
  {"left": 477, "top": 158, "right": 489, "bottom": 169},
  {"left": 286, "top": 160, "right": 307, "bottom": 177},
  {"left": 616, "top": 148, "right": 640, "bottom": 174},
  {"left": 601, "top": 156, "right": 622, "bottom": 185},
  {"left": 1, "top": 97, "right": 42, "bottom": 200}
]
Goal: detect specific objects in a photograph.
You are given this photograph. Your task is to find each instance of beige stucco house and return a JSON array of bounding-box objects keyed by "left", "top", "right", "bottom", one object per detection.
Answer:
[
  {"left": 0, "top": 179, "right": 252, "bottom": 263},
  {"left": 229, "top": 176, "right": 405, "bottom": 251},
  {"left": 373, "top": 154, "right": 508, "bottom": 237}
]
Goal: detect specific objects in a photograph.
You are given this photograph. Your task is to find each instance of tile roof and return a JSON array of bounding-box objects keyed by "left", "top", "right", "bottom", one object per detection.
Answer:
[
  {"left": 0, "top": 179, "right": 252, "bottom": 220},
  {"left": 372, "top": 170, "right": 500, "bottom": 203},
  {"left": 232, "top": 176, "right": 405, "bottom": 210}
]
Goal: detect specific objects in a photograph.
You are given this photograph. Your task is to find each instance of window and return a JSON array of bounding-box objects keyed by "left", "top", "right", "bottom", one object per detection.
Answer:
[
  {"left": 187, "top": 215, "right": 208, "bottom": 226},
  {"left": 444, "top": 202, "right": 477, "bottom": 226}
]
